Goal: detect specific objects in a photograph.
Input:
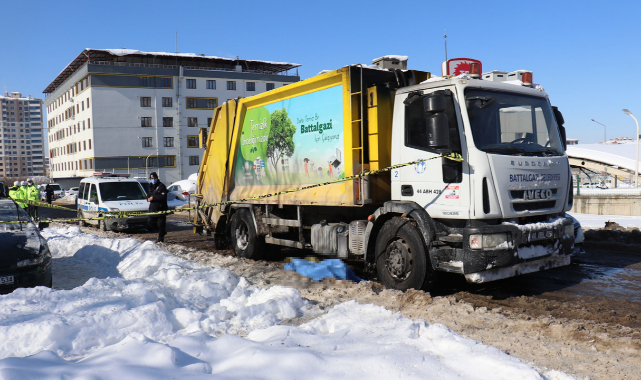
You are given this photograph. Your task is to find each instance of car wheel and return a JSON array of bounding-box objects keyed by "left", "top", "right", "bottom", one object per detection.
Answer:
[
  {"left": 100, "top": 219, "right": 109, "bottom": 231},
  {"left": 77, "top": 210, "right": 87, "bottom": 227},
  {"left": 230, "top": 209, "right": 264, "bottom": 259},
  {"left": 375, "top": 217, "right": 434, "bottom": 291}
]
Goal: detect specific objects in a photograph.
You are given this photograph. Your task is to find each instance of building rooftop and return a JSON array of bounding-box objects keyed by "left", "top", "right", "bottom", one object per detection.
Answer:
[{"left": 43, "top": 48, "right": 302, "bottom": 94}]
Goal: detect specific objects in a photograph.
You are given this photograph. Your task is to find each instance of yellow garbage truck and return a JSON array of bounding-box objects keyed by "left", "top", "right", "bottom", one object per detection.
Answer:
[{"left": 195, "top": 58, "right": 576, "bottom": 291}]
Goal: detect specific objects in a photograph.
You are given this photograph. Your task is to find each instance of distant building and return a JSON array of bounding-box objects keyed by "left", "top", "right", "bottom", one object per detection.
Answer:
[
  {"left": 566, "top": 139, "right": 579, "bottom": 145},
  {"left": 0, "top": 92, "right": 45, "bottom": 179},
  {"left": 43, "top": 49, "right": 300, "bottom": 184}
]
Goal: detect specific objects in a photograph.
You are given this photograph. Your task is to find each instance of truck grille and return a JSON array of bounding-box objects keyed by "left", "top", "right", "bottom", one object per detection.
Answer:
[{"left": 513, "top": 201, "right": 556, "bottom": 212}]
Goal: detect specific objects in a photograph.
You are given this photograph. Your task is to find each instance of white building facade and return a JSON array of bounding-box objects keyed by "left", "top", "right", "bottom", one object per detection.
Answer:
[
  {"left": 43, "top": 49, "right": 300, "bottom": 185},
  {"left": 0, "top": 92, "right": 45, "bottom": 179}
]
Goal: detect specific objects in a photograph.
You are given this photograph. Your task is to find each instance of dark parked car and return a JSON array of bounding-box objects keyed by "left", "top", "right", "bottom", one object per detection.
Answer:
[{"left": 0, "top": 199, "right": 52, "bottom": 292}]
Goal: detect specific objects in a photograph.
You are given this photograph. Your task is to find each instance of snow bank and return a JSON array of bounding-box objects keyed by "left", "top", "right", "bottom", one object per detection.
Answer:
[{"left": 0, "top": 228, "right": 575, "bottom": 379}]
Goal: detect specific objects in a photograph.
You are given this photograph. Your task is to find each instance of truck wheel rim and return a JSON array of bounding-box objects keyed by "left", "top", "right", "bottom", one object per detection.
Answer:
[
  {"left": 385, "top": 240, "right": 412, "bottom": 281},
  {"left": 235, "top": 222, "right": 249, "bottom": 250}
]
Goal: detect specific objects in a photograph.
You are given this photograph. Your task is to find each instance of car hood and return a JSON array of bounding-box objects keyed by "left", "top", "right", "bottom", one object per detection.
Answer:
[
  {"left": 0, "top": 229, "right": 42, "bottom": 266},
  {"left": 103, "top": 200, "right": 149, "bottom": 212}
]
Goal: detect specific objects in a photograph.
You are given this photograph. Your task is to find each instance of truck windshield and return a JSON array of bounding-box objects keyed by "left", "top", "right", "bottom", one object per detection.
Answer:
[
  {"left": 99, "top": 182, "right": 147, "bottom": 202},
  {"left": 50, "top": 184, "right": 61, "bottom": 191},
  {"left": 465, "top": 89, "right": 563, "bottom": 156}
]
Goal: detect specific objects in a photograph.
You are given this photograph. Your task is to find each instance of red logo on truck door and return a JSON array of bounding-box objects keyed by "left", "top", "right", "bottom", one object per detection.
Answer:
[{"left": 444, "top": 185, "right": 459, "bottom": 199}]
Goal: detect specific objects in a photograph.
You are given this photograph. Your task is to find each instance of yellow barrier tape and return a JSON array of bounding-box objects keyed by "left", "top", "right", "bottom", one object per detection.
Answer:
[{"left": 1, "top": 153, "right": 463, "bottom": 224}]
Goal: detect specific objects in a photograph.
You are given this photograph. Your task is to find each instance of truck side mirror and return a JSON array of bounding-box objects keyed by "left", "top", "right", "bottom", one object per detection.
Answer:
[
  {"left": 426, "top": 113, "right": 450, "bottom": 150},
  {"left": 552, "top": 106, "right": 567, "bottom": 150},
  {"left": 423, "top": 92, "right": 446, "bottom": 113}
]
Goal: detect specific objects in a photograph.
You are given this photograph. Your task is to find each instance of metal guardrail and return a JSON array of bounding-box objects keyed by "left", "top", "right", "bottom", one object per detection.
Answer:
[{"left": 574, "top": 187, "right": 641, "bottom": 196}]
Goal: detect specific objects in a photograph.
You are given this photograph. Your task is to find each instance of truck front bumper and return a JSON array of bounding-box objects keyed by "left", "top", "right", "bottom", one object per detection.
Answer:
[
  {"left": 103, "top": 216, "right": 149, "bottom": 231},
  {"left": 432, "top": 216, "right": 575, "bottom": 283}
]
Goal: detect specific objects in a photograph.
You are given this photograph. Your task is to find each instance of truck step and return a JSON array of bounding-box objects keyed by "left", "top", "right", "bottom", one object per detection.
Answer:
[
  {"left": 263, "top": 217, "right": 301, "bottom": 227},
  {"left": 439, "top": 234, "right": 463, "bottom": 243},
  {"left": 265, "top": 236, "right": 304, "bottom": 249}
]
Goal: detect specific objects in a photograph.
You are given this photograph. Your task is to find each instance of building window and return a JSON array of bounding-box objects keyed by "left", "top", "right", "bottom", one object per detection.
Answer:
[
  {"left": 206, "top": 80, "right": 216, "bottom": 89},
  {"left": 87, "top": 98, "right": 90, "bottom": 108},
  {"left": 140, "top": 77, "right": 153, "bottom": 87},
  {"left": 159, "top": 77, "right": 172, "bottom": 88},
  {"left": 187, "top": 98, "right": 197, "bottom": 109},
  {"left": 141, "top": 117, "right": 152, "bottom": 127},
  {"left": 142, "top": 137, "right": 153, "bottom": 148},
  {"left": 162, "top": 97, "right": 172, "bottom": 107},
  {"left": 187, "top": 136, "right": 198, "bottom": 147},
  {"left": 164, "top": 137, "right": 174, "bottom": 147},
  {"left": 206, "top": 99, "right": 217, "bottom": 109},
  {"left": 227, "top": 81, "right": 236, "bottom": 90},
  {"left": 89, "top": 139, "right": 92, "bottom": 149},
  {"left": 87, "top": 118, "right": 91, "bottom": 128},
  {"left": 189, "top": 155, "right": 199, "bottom": 165},
  {"left": 140, "top": 97, "right": 151, "bottom": 107},
  {"left": 266, "top": 83, "right": 275, "bottom": 91},
  {"left": 163, "top": 117, "right": 173, "bottom": 128},
  {"left": 246, "top": 82, "right": 256, "bottom": 91},
  {"left": 188, "top": 117, "right": 198, "bottom": 127},
  {"left": 207, "top": 118, "right": 213, "bottom": 127},
  {"left": 187, "top": 79, "right": 196, "bottom": 89}
]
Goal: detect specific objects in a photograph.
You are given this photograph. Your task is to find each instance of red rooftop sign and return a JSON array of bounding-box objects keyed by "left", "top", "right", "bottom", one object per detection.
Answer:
[{"left": 441, "top": 58, "right": 482, "bottom": 76}]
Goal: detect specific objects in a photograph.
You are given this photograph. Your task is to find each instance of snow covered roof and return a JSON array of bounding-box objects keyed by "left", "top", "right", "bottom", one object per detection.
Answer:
[
  {"left": 44, "top": 48, "right": 301, "bottom": 94},
  {"left": 567, "top": 141, "right": 640, "bottom": 172}
]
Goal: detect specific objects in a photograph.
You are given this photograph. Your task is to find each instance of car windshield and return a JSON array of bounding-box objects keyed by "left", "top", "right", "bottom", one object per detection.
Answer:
[
  {"left": 50, "top": 184, "right": 62, "bottom": 191},
  {"left": 0, "top": 201, "right": 32, "bottom": 231},
  {"left": 465, "top": 89, "right": 563, "bottom": 156},
  {"left": 139, "top": 182, "right": 150, "bottom": 195},
  {"left": 98, "top": 182, "right": 147, "bottom": 201}
]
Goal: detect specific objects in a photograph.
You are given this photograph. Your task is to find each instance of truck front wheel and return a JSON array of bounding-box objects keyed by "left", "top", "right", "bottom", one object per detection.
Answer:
[
  {"left": 230, "top": 209, "right": 263, "bottom": 260},
  {"left": 375, "top": 217, "right": 434, "bottom": 291}
]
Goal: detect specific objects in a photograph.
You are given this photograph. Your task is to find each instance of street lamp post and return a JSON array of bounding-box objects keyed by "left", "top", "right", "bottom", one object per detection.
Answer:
[
  {"left": 622, "top": 109, "right": 639, "bottom": 188},
  {"left": 590, "top": 119, "right": 607, "bottom": 143}
]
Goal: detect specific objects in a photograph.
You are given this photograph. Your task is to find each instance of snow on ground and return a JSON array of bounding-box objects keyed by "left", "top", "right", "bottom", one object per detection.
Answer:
[
  {"left": 0, "top": 227, "right": 575, "bottom": 379},
  {"left": 568, "top": 212, "right": 641, "bottom": 229}
]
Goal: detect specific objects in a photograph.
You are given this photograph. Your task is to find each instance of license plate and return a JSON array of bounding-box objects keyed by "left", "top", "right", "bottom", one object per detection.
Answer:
[
  {"left": 528, "top": 230, "right": 554, "bottom": 242},
  {"left": 0, "top": 276, "right": 14, "bottom": 286}
]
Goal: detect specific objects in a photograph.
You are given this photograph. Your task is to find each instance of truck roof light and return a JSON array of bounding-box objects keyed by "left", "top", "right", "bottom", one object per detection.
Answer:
[
  {"left": 521, "top": 71, "right": 533, "bottom": 87},
  {"left": 469, "top": 62, "right": 481, "bottom": 79}
]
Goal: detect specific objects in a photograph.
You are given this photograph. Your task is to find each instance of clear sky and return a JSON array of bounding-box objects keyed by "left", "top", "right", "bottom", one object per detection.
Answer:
[{"left": 1, "top": 0, "right": 640, "bottom": 144}]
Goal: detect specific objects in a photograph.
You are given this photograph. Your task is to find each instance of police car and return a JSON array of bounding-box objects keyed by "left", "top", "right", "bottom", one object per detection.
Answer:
[{"left": 77, "top": 176, "right": 150, "bottom": 231}]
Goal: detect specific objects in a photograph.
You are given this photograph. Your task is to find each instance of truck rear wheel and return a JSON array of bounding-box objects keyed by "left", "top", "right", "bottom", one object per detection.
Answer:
[
  {"left": 375, "top": 217, "right": 434, "bottom": 291},
  {"left": 230, "top": 209, "right": 263, "bottom": 260}
]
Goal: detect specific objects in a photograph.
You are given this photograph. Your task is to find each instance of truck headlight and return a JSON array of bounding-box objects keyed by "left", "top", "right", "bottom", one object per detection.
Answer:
[
  {"left": 469, "top": 233, "right": 509, "bottom": 249},
  {"left": 564, "top": 224, "right": 574, "bottom": 237}
]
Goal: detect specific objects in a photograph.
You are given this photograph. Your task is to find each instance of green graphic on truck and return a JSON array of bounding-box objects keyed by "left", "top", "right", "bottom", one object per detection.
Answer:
[{"left": 235, "top": 85, "right": 345, "bottom": 186}]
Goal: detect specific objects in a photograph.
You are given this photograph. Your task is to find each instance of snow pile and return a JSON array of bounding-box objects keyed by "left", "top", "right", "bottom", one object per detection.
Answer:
[
  {"left": 0, "top": 228, "right": 576, "bottom": 379},
  {"left": 58, "top": 193, "right": 77, "bottom": 202}
]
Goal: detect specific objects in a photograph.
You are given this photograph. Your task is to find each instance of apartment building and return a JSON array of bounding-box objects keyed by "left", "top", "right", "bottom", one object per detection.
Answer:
[
  {"left": 43, "top": 48, "right": 300, "bottom": 184},
  {"left": 0, "top": 92, "right": 45, "bottom": 179}
]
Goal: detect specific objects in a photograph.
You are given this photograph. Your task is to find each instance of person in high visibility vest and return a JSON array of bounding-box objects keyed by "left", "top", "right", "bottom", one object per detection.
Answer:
[
  {"left": 8, "top": 181, "right": 22, "bottom": 206},
  {"left": 17, "top": 181, "right": 28, "bottom": 210},
  {"left": 25, "top": 178, "right": 40, "bottom": 219}
]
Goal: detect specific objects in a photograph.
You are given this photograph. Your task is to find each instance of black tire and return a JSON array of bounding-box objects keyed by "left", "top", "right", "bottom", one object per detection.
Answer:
[
  {"left": 77, "top": 210, "right": 87, "bottom": 227},
  {"left": 230, "top": 209, "right": 263, "bottom": 259},
  {"left": 375, "top": 217, "right": 435, "bottom": 291}
]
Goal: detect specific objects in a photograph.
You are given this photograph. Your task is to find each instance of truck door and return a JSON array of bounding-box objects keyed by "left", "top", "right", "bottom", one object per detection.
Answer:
[{"left": 392, "top": 87, "right": 470, "bottom": 220}]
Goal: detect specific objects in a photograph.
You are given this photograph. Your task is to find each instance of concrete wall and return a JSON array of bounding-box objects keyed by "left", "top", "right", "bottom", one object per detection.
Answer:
[{"left": 571, "top": 195, "right": 641, "bottom": 216}]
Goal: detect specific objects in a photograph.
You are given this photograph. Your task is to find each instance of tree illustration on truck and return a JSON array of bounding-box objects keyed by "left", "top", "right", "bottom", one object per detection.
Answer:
[{"left": 266, "top": 108, "right": 296, "bottom": 182}]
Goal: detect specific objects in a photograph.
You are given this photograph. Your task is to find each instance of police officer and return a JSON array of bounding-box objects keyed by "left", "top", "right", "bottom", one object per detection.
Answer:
[
  {"left": 8, "top": 181, "right": 21, "bottom": 205},
  {"left": 18, "top": 181, "right": 28, "bottom": 210},
  {"left": 45, "top": 184, "right": 54, "bottom": 204},
  {"left": 25, "top": 178, "right": 39, "bottom": 219},
  {"left": 147, "top": 172, "right": 168, "bottom": 242}
]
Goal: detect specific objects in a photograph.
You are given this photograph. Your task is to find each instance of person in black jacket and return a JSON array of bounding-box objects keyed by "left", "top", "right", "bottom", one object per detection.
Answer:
[
  {"left": 147, "top": 172, "right": 168, "bottom": 242},
  {"left": 45, "top": 184, "right": 54, "bottom": 204}
]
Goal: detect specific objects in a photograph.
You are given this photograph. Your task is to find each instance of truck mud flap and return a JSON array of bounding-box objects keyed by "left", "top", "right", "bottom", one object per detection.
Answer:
[{"left": 463, "top": 254, "right": 571, "bottom": 284}]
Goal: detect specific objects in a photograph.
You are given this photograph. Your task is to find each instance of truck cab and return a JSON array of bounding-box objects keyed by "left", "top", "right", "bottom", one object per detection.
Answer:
[{"left": 383, "top": 71, "right": 574, "bottom": 285}]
